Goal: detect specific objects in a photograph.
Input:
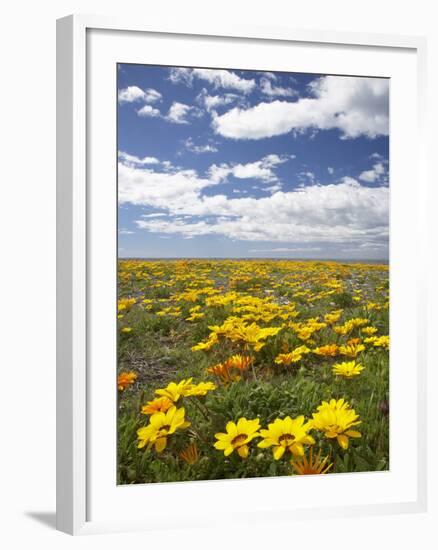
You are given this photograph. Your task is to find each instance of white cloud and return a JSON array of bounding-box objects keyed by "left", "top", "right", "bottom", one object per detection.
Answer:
[
  {"left": 298, "top": 171, "right": 316, "bottom": 184},
  {"left": 262, "top": 184, "right": 282, "bottom": 194},
  {"left": 118, "top": 162, "right": 215, "bottom": 213},
  {"left": 142, "top": 213, "right": 167, "bottom": 218},
  {"left": 119, "top": 229, "right": 135, "bottom": 235},
  {"left": 118, "top": 86, "right": 162, "bottom": 104},
  {"left": 196, "top": 88, "right": 240, "bottom": 111},
  {"left": 168, "top": 67, "right": 194, "bottom": 86},
  {"left": 260, "top": 77, "right": 296, "bottom": 98},
  {"left": 118, "top": 86, "right": 146, "bottom": 103},
  {"left": 208, "top": 154, "right": 288, "bottom": 184},
  {"left": 166, "top": 102, "right": 194, "bottom": 124},
  {"left": 183, "top": 137, "right": 218, "bottom": 154},
  {"left": 137, "top": 104, "right": 161, "bottom": 118},
  {"left": 359, "top": 162, "right": 387, "bottom": 183},
  {"left": 327, "top": 166, "right": 334, "bottom": 175},
  {"left": 169, "top": 67, "right": 256, "bottom": 93},
  {"left": 213, "top": 75, "right": 389, "bottom": 140},
  {"left": 260, "top": 72, "right": 278, "bottom": 81},
  {"left": 120, "top": 162, "right": 388, "bottom": 249},
  {"left": 143, "top": 88, "right": 162, "bottom": 103},
  {"left": 136, "top": 101, "right": 200, "bottom": 124},
  {"left": 118, "top": 151, "right": 160, "bottom": 165},
  {"left": 249, "top": 247, "right": 322, "bottom": 253}
]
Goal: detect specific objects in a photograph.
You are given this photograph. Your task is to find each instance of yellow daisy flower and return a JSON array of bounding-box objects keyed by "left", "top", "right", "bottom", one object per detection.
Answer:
[
  {"left": 137, "top": 406, "right": 190, "bottom": 453},
  {"left": 214, "top": 418, "right": 261, "bottom": 458},
  {"left": 185, "top": 381, "right": 217, "bottom": 397},
  {"left": 141, "top": 396, "right": 174, "bottom": 415},
  {"left": 155, "top": 378, "right": 194, "bottom": 402},
  {"left": 332, "top": 361, "right": 365, "bottom": 378},
  {"left": 310, "top": 399, "right": 361, "bottom": 450},
  {"left": 258, "top": 416, "right": 315, "bottom": 460}
]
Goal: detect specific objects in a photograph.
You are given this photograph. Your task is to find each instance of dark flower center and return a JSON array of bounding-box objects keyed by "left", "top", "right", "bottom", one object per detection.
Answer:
[
  {"left": 279, "top": 433, "right": 295, "bottom": 445},
  {"left": 232, "top": 433, "right": 248, "bottom": 446}
]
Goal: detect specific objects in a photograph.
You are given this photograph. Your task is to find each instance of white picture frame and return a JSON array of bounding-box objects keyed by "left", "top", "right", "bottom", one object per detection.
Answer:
[{"left": 56, "top": 14, "right": 428, "bottom": 535}]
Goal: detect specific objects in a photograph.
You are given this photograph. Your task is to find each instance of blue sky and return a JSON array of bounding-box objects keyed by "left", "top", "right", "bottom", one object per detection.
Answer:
[{"left": 118, "top": 64, "right": 389, "bottom": 260}]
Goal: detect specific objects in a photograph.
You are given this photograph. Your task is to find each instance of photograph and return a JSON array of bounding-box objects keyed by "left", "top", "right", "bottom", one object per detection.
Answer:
[{"left": 116, "top": 63, "right": 389, "bottom": 484}]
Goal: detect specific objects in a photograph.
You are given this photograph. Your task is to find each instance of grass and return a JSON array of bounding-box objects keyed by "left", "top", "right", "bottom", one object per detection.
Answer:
[{"left": 117, "top": 259, "right": 389, "bottom": 484}]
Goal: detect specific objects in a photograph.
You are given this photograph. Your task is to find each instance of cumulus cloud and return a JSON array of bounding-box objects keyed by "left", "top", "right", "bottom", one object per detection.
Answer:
[
  {"left": 260, "top": 77, "right": 297, "bottom": 98},
  {"left": 166, "top": 102, "right": 198, "bottom": 124},
  {"left": 137, "top": 104, "right": 161, "bottom": 118},
  {"left": 196, "top": 88, "right": 240, "bottom": 111},
  {"left": 169, "top": 67, "right": 256, "bottom": 93},
  {"left": 118, "top": 151, "right": 160, "bottom": 165},
  {"left": 359, "top": 161, "right": 388, "bottom": 183},
  {"left": 136, "top": 101, "right": 200, "bottom": 124},
  {"left": 118, "top": 86, "right": 146, "bottom": 103},
  {"left": 183, "top": 137, "right": 218, "bottom": 154},
  {"left": 212, "top": 75, "right": 389, "bottom": 140},
  {"left": 119, "top": 160, "right": 388, "bottom": 248},
  {"left": 118, "top": 86, "right": 162, "bottom": 104},
  {"left": 208, "top": 154, "right": 289, "bottom": 184},
  {"left": 142, "top": 213, "right": 167, "bottom": 218},
  {"left": 143, "top": 88, "right": 162, "bottom": 103}
]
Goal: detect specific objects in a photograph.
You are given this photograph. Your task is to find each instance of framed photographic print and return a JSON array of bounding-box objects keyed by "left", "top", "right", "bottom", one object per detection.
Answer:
[{"left": 56, "top": 15, "right": 427, "bottom": 535}]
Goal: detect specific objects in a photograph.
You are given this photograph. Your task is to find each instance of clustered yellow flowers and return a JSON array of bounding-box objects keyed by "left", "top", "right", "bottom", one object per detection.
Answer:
[
  {"left": 192, "top": 317, "right": 282, "bottom": 352},
  {"left": 137, "top": 377, "right": 216, "bottom": 453},
  {"left": 364, "top": 335, "right": 389, "bottom": 349},
  {"left": 137, "top": 406, "right": 190, "bottom": 453},
  {"left": 339, "top": 342, "right": 365, "bottom": 358},
  {"left": 117, "top": 258, "right": 388, "bottom": 481},
  {"left": 154, "top": 378, "right": 216, "bottom": 402},
  {"left": 274, "top": 345, "right": 311, "bottom": 366},
  {"left": 214, "top": 400, "right": 361, "bottom": 460}
]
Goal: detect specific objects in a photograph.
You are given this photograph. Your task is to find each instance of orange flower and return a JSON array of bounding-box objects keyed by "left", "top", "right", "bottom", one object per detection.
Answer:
[
  {"left": 207, "top": 362, "right": 241, "bottom": 384},
  {"left": 141, "top": 396, "right": 174, "bottom": 415},
  {"left": 313, "top": 344, "right": 339, "bottom": 357},
  {"left": 291, "top": 447, "right": 333, "bottom": 475},
  {"left": 117, "top": 371, "right": 137, "bottom": 391},
  {"left": 347, "top": 337, "right": 361, "bottom": 346},
  {"left": 179, "top": 442, "right": 200, "bottom": 464},
  {"left": 227, "top": 354, "right": 252, "bottom": 372}
]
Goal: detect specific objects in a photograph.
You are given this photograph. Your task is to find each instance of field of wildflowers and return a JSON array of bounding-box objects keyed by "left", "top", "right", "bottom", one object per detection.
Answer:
[{"left": 117, "top": 259, "right": 389, "bottom": 483}]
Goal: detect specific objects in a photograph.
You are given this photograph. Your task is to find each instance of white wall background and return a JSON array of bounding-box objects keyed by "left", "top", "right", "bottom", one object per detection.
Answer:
[{"left": 0, "top": 0, "right": 435, "bottom": 548}]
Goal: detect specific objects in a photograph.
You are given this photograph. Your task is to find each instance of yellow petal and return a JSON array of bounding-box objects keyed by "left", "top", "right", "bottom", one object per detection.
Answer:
[
  {"left": 224, "top": 446, "right": 234, "bottom": 457},
  {"left": 273, "top": 446, "right": 285, "bottom": 460},
  {"left": 337, "top": 434, "right": 349, "bottom": 450},
  {"left": 290, "top": 443, "right": 304, "bottom": 456},
  {"left": 237, "top": 445, "right": 249, "bottom": 459},
  {"left": 345, "top": 430, "right": 361, "bottom": 438},
  {"left": 155, "top": 437, "right": 167, "bottom": 453}
]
